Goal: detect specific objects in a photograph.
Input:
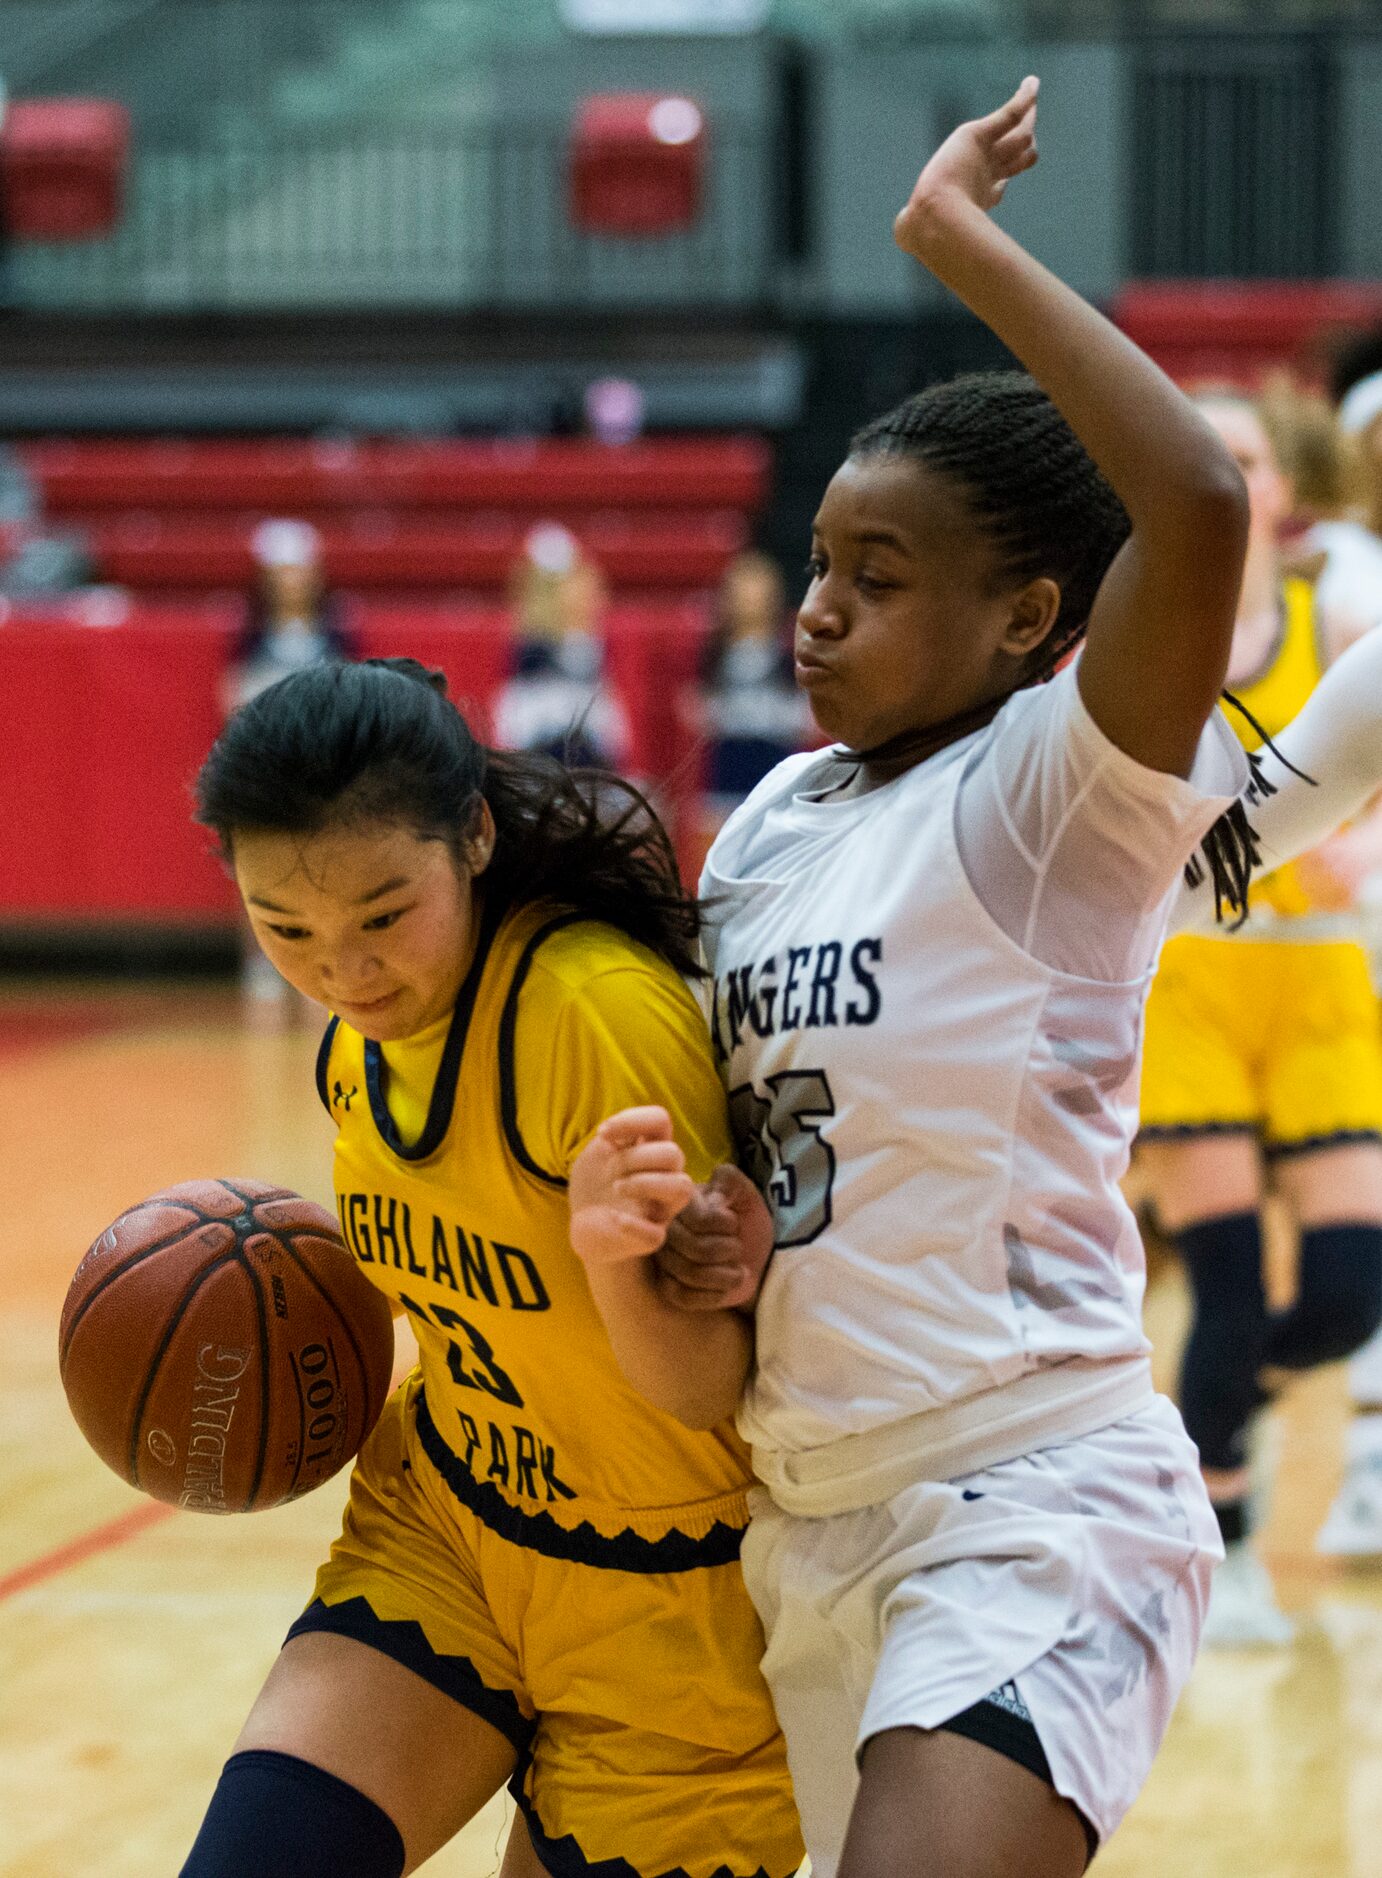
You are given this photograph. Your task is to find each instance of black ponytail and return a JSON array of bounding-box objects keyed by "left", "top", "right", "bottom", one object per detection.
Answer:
[
  {"left": 849, "top": 371, "right": 1271, "bottom": 924},
  {"left": 195, "top": 657, "right": 706, "bottom": 978}
]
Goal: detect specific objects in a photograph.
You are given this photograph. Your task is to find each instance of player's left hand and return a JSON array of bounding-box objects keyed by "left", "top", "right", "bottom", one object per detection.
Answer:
[
  {"left": 569, "top": 1106, "right": 696, "bottom": 1268},
  {"left": 654, "top": 1164, "right": 775, "bottom": 1313}
]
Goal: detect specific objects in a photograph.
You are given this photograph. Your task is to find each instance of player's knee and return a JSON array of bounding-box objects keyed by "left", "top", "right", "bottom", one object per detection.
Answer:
[
  {"left": 1267, "top": 1223, "right": 1382, "bottom": 1371},
  {"left": 180, "top": 1749, "right": 406, "bottom": 1878}
]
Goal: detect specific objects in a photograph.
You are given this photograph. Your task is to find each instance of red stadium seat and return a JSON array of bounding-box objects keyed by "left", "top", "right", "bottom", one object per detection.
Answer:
[
  {"left": 0, "top": 99, "right": 131, "bottom": 240},
  {"left": 22, "top": 436, "right": 771, "bottom": 517},
  {"left": 85, "top": 512, "right": 747, "bottom": 592},
  {"left": 569, "top": 94, "right": 705, "bottom": 237},
  {"left": 1111, "top": 282, "right": 1382, "bottom": 387}
]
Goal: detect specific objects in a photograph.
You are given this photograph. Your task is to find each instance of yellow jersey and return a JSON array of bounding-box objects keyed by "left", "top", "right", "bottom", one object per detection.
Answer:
[
  {"left": 317, "top": 897, "right": 753, "bottom": 1548},
  {"left": 1227, "top": 575, "right": 1325, "bottom": 919}
]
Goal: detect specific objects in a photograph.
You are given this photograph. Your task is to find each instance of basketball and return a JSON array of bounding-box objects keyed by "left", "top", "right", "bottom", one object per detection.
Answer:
[{"left": 59, "top": 1177, "right": 395, "bottom": 1513}]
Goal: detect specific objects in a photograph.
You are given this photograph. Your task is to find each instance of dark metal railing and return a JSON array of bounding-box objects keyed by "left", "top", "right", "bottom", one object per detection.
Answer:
[
  {"left": 1131, "top": 35, "right": 1340, "bottom": 276},
  {"left": 10, "top": 122, "right": 775, "bottom": 313}
]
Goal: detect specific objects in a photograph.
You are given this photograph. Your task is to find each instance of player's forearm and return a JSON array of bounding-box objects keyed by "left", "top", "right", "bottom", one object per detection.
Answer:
[
  {"left": 1172, "top": 630, "right": 1382, "bottom": 934},
  {"left": 583, "top": 1258, "right": 751, "bottom": 1430},
  {"left": 899, "top": 194, "right": 1246, "bottom": 547}
]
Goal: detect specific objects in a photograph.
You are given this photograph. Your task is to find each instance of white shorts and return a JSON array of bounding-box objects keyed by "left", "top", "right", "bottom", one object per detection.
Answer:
[{"left": 740, "top": 1396, "right": 1220, "bottom": 1875}]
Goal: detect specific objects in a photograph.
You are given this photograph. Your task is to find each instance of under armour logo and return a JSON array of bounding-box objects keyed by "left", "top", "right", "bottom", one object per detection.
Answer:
[{"left": 332, "top": 1080, "right": 358, "bottom": 1112}]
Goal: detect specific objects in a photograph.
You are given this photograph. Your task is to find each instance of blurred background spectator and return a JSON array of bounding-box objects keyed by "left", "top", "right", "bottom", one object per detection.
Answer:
[
  {"left": 1311, "top": 360, "right": 1382, "bottom": 635},
  {"left": 0, "top": 439, "right": 92, "bottom": 599},
  {"left": 225, "top": 517, "right": 353, "bottom": 1019},
  {"left": 684, "top": 545, "right": 813, "bottom": 867},
  {"left": 491, "top": 521, "right": 633, "bottom": 771},
  {"left": 225, "top": 518, "right": 353, "bottom": 713}
]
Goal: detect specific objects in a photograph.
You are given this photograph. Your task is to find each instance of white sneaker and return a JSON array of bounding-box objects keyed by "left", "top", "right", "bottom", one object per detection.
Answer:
[
  {"left": 1202, "top": 1540, "right": 1295, "bottom": 1647},
  {"left": 1316, "top": 1448, "right": 1382, "bottom": 1559}
]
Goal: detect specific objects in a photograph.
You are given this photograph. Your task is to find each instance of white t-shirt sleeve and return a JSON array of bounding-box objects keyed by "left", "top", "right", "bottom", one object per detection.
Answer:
[
  {"left": 956, "top": 660, "right": 1247, "bottom": 980},
  {"left": 1171, "top": 622, "right": 1382, "bottom": 936}
]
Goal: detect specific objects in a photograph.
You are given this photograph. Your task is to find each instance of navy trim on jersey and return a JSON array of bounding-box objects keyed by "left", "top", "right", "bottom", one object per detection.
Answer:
[
  {"left": 508, "top": 1778, "right": 788, "bottom": 1878},
  {"left": 315, "top": 1016, "right": 341, "bottom": 1117},
  {"left": 363, "top": 894, "right": 506, "bottom": 1164},
  {"left": 1137, "top": 1121, "right": 1258, "bottom": 1142},
  {"left": 286, "top": 1596, "right": 535, "bottom": 1756},
  {"left": 1140, "top": 1121, "right": 1382, "bottom": 1157},
  {"left": 1266, "top": 1128, "right": 1382, "bottom": 1159},
  {"left": 414, "top": 1391, "right": 745, "bottom": 1574},
  {"left": 497, "top": 911, "right": 585, "bottom": 1190}
]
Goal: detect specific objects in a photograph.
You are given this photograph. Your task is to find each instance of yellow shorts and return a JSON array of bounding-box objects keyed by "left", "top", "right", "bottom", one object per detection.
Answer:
[
  {"left": 288, "top": 1377, "right": 802, "bottom": 1878},
  {"left": 1140, "top": 934, "right": 1382, "bottom": 1154}
]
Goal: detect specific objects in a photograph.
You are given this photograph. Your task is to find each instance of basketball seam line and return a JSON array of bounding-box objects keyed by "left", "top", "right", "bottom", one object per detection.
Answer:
[
  {"left": 125, "top": 1251, "right": 241, "bottom": 1493},
  {"left": 60, "top": 1209, "right": 228, "bottom": 1366},
  {"left": 233, "top": 1248, "right": 273, "bottom": 1512}
]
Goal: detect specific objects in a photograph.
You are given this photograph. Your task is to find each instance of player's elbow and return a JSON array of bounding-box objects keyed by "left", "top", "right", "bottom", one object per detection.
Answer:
[{"left": 1163, "top": 439, "right": 1250, "bottom": 554}]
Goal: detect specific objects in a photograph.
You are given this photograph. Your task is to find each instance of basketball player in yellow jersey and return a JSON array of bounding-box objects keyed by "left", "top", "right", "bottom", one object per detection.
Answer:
[
  {"left": 1139, "top": 395, "right": 1382, "bottom": 1645},
  {"left": 181, "top": 658, "right": 802, "bottom": 1878}
]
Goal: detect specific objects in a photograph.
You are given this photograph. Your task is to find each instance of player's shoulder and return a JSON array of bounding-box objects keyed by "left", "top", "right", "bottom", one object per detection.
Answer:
[
  {"left": 516, "top": 915, "right": 694, "bottom": 1020},
  {"left": 703, "top": 745, "right": 838, "bottom": 873}
]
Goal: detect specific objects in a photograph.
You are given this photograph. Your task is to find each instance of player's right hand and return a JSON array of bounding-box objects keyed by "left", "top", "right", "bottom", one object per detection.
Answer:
[
  {"left": 569, "top": 1107, "right": 695, "bottom": 1268},
  {"left": 654, "top": 1164, "right": 775, "bottom": 1313},
  {"left": 894, "top": 75, "right": 1039, "bottom": 257}
]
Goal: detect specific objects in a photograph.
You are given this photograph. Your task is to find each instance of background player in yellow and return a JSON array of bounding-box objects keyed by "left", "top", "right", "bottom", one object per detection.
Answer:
[
  {"left": 1138, "top": 393, "right": 1382, "bottom": 1644},
  {"left": 180, "top": 656, "right": 802, "bottom": 1878}
]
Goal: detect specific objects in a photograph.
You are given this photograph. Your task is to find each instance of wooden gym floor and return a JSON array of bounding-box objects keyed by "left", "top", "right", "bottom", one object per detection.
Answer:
[{"left": 2, "top": 982, "right": 1381, "bottom": 1878}]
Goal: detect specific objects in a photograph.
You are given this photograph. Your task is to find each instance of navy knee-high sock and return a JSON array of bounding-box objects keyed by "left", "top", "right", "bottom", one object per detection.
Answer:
[
  {"left": 1266, "top": 1223, "right": 1382, "bottom": 1371},
  {"left": 181, "top": 1750, "right": 406, "bottom": 1878},
  {"left": 1176, "top": 1211, "right": 1269, "bottom": 1484}
]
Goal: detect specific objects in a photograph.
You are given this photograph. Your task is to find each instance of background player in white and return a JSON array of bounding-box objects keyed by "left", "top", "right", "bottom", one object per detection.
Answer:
[{"left": 577, "top": 77, "right": 1253, "bottom": 1878}]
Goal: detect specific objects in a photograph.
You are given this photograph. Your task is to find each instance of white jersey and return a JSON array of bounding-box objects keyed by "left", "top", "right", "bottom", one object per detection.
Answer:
[
  {"left": 1307, "top": 518, "right": 1382, "bottom": 636},
  {"left": 702, "top": 662, "right": 1245, "bottom": 1463}
]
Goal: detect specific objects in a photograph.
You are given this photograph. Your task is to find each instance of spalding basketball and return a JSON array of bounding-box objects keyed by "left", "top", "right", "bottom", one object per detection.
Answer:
[{"left": 59, "top": 1178, "right": 394, "bottom": 1513}]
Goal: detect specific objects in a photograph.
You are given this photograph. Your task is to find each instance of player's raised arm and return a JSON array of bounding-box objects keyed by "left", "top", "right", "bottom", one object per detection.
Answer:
[{"left": 894, "top": 77, "right": 1249, "bottom": 777}]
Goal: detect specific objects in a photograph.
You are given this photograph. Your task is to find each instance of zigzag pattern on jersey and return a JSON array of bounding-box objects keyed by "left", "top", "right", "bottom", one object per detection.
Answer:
[
  {"left": 511, "top": 1782, "right": 793, "bottom": 1878},
  {"left": 286, "top": 1594, "right": 535, "bottom": 1752},
  {"left": 415, "top": 1394, "right": 745, "bottom": 1573}
]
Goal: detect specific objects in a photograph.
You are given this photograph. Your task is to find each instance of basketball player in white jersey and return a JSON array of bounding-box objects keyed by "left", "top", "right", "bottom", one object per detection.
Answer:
[{"left": 573, "top": 77, "right": 1255, "bottom": 1878}]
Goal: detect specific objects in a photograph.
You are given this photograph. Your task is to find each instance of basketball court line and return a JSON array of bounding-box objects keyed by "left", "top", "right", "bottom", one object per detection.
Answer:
[{"left": 0, "top": 1500, "right": 176, "bottom": 1603}]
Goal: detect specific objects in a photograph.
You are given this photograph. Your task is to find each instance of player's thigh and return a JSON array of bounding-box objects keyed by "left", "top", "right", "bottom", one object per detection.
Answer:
[
  {"left": 1275, "top": 1139, "right": 1382, "bottom": 1226},
  {"left": 839, "top": 1727, "right": 1088, "bottom": 1878},
  {"left": 233, "top": 1629, "right": 517, "bottom": 1872},
  {"left": 1135, "top": 1131, "right": 1262, "bottom": 1231},
  {"left": 498, "top": 1818, "right": 547, "bottom": 1878}
]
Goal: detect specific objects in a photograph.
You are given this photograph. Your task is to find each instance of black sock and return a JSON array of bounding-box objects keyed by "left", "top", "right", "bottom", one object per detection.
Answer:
[
  {"left": 1176, "top": 1211, "right": 1268, "bottom": 1473},
  {"left": 181, "top": 1750, "right": 406, "bottom": 1878},
  {"left": 1211, "top": 1496, "right": 1249, "bottom": 1546},
  {"left": 1266, "top": 1223, "right": 1382, "bottom": 1370}
]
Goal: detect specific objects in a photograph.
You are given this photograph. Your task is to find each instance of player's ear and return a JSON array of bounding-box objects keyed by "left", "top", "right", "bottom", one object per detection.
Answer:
[
  {"left": 466, "top": 797, "right": 497, "bottom": 876},
  {"left": 1000, "top": 576, "right": 1061, "bottom": 657}
]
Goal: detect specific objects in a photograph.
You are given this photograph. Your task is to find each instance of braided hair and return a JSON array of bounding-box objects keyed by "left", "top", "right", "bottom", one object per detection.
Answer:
[{"left": 846, "top": 370, "right": 1266, "bottom": 923}]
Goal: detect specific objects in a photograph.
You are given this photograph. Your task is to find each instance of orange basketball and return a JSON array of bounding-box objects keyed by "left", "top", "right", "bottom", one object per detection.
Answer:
[{"left": 59, "top": 1178, "right": 394, "bottom": 1513}]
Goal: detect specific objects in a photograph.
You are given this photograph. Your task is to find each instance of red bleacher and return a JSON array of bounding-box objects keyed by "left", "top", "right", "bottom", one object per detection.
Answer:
[
  {"left": 0, "top": 595, "right": 710, "bottom": 920},
  {"left": 2, "top": 430, "right": 764, "bottom": 924},
  {"left": 1111, "top": 281, "right": 1382, "bottom": 387},
  {"left": 18, "top": 433, "right": 768, "bottom": 599},
  {"left": 80, "top": 510, "right": 747, "bottom": 593}
]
